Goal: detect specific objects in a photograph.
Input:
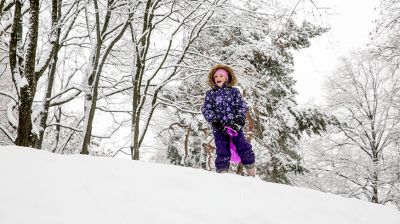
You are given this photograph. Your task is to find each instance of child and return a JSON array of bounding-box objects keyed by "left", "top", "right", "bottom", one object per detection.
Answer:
[{"left": 201, "top": 64, "right": 256, "bottom": 176}]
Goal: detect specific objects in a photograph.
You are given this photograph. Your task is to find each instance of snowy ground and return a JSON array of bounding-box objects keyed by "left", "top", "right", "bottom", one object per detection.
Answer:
[{"left": 0, "top": 146, "right": 399, "bottom": 224}]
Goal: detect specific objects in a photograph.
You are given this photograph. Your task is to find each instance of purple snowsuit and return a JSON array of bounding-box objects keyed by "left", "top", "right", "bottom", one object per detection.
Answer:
[{"left": 202, "top": 84, "right": 255, "bottom": 172}]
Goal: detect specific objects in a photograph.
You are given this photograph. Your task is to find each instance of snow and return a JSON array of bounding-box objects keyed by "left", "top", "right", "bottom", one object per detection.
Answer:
[
  {"left": 12, "top": 67, "right": 28, "bottom": 90},
  {"left": 0, "top": 146, "right": 399, "bottom": 224},
  {"left": 35, "top": 45, "right": 53, "bottom": 74},
  {"left": 6, "top": 101, "right": 18, "bottom": 129},
  {"left": 19, "top": 77, "right": 29, "bottom": 89}
]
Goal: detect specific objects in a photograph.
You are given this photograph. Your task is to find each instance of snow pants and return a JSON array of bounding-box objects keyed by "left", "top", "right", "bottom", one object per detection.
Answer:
[{"left": 213, "top": 129, "right": 255, "bottom": 172}]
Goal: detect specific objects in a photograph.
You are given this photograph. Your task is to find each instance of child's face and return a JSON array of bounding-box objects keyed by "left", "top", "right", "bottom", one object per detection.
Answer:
[{"left": 214, "top": 73, "right": 227, "bottom": 87}]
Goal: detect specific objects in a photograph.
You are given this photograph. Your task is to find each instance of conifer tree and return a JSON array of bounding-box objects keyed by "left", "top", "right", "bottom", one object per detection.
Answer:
[{"left": 160, "top": 2, "right": 338, "bottom": 183}]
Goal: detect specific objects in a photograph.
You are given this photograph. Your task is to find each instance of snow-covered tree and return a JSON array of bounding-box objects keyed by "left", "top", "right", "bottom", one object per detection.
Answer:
[
  {"left": 78, "top": 0, "right": 134, "bottom": 154},
  {"left": 0, "top": 0, "right": 87, "bottom": 150},
  {"left": 293, "top": 50, "right": 400, "bottom": 208},
  {"left": 159, "top": 1, "right": 337, "bottom": 183},
  {"left": 372, "top": 0, "right": 400, "bottom": 62},
  {"left": 1, "top": 1, "right": 137, "bottom": 154}
]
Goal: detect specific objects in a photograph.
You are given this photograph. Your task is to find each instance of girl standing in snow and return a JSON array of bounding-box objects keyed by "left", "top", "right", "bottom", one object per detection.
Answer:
[{"left": 201, "top": 64, "right": 256, "bottom": 176}]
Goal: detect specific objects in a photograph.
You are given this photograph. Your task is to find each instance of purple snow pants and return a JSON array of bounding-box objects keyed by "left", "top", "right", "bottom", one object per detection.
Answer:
[{"left": 213, "top": 129, "right": 255, "bottom": 172}]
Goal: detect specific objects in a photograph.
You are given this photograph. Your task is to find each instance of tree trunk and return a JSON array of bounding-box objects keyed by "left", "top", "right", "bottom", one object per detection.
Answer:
[
  {"left": 130, "top": 0, "right": 154, "bottom": 160},
  {"left": 131, "top": 52, "right": 142, "bottom": 160},
  {"left": 15, "top": 0, "right": 40, "bottom": 148},
  {"left": 81, "top": 94, "right": 98, "bottom": 154},
  {"left": 9, "top": 0, "right": 22, "bottom": 91},
  {"left": 38, "top": 0, "right": 61, "bottom": 148},
  {"left": 52, "top": 107, "right": 62, "bottom": 152},
  {"left": 371, "top": 155, "right": 379, "bottom": 203},
  {"left": 80, "top": 0, "right": 102, "bottom": 155}
]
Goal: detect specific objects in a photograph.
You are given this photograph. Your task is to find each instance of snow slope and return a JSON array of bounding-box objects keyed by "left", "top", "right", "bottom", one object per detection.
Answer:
[{"left": 0, "top": 146, "right": 399, "bottom": 224}]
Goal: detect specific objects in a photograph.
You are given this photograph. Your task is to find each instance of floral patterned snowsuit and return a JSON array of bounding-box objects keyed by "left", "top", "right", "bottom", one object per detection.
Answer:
[{"left": 202, "top": 84, "right": 255, "bottom": 172}]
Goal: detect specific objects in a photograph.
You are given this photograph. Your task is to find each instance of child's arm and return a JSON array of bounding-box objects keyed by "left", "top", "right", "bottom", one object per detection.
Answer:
[
  {"left": 202, "top": 91, "right": 224, "bottom": 131},
  {"left": 225, "top": 88, "right": 247, "bottom": 131},
  {"left": 201, "top": 90, "right": 216, "bottom": 123},
  {"left": 233, "top": 88, "right": 248, "bottom": 119}
]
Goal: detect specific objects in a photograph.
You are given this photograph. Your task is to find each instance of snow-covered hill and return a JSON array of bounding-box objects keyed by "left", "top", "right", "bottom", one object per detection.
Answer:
[{"left": 0, "top": 146, "right": 399, "bottom": 224}]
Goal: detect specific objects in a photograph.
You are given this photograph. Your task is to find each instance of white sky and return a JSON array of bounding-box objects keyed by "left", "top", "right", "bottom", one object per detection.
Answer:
[
  {"left": 292, "top": 0, "right": 380, "bottom": 105},
  {"left": 1, "top": 146, "right": 399, "bottom": 224}
]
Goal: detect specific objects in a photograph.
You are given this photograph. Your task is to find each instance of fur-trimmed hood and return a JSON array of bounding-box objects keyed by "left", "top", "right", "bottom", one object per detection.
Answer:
[{"left": 207, "top": 64, "right": 237, "bottom": 88}]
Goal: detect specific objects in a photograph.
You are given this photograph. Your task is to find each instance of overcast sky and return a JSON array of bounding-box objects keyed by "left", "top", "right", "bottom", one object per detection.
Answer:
[{"left": 292, "top": 0, "right": 380, "bottom": 105}]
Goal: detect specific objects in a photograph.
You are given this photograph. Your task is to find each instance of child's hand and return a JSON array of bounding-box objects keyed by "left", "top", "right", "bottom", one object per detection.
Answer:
[
  {"left": 211, "top": 120, "right": 224, "bottom": 131},
  {"left": 226, "top": 120, "right": 242, "bottom": 132},
  {"left": 235, "top": 115, "right": 246, "bottom": 126},
  {"left": 231, "top": 123, "right": 242, "bottom": 132}
]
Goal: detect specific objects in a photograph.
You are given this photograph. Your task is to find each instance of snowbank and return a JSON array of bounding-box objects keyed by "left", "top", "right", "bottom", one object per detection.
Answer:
[{"left": 0, "top": 146, "right": 399, "bottom": 224}]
